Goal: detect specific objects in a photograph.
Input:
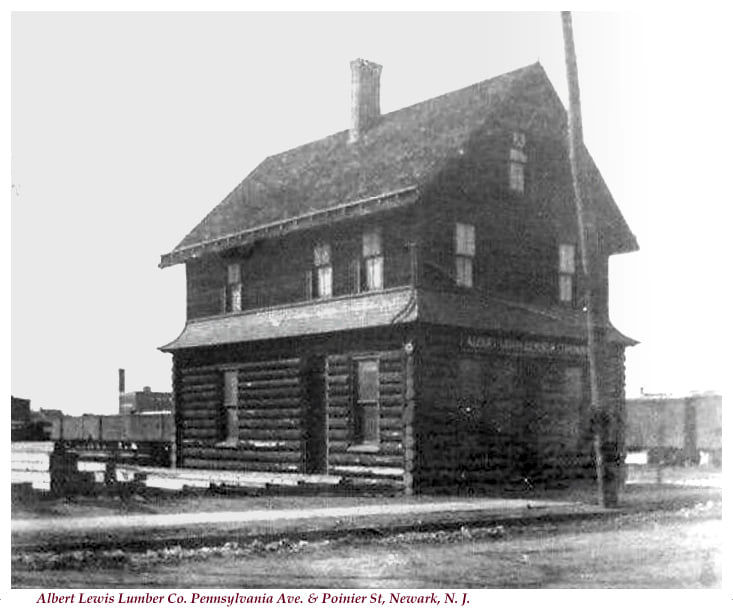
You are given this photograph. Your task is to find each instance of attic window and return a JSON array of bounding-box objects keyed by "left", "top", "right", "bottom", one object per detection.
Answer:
[
  {"left": 226, "top": 263, "right": 242, "bottom": 312},
  {"left": 455, "top": 223, "right": 475, "bottom": 288},
  {"left": 509, "top": 131, "right": 527, "bottom": 194}
]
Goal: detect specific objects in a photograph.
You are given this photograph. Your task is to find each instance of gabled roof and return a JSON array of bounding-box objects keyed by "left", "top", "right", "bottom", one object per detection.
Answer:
[{"left": 161, "top": 62, "right": 637, "bottom": 267}]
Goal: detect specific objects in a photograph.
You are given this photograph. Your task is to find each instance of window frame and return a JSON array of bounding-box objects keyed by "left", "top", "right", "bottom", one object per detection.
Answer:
[
  {"left": 362, "top": 229, "right": 384, "bottom": 292},
  {"left": 313, "top": 242, "right": 333, "bottom": 298},
  {"left": 455, "top": 222, "right": 476, "bottom": 288},
  {"left": 220, "top": 368, "right": 239, "bottom": 445},
  {"left": 558, "top": 243, "right": 576, "bottom": 305},
  {"left": 350, "top": 356, "right": 380, "bottom": 450},
  {"left": 509, "top": 131, "right": 527, "bottom": 194},
  {"left": 225, "top": 263, "right": 243, "bottom": 313}
]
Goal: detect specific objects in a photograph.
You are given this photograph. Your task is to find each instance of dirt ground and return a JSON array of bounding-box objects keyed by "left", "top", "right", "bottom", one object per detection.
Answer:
[
  {"left": 12, "top": 496, "right": 721, "bottom": 588},
  {"left": 11, "top": 466, "right": 722, "bottom": 588}
]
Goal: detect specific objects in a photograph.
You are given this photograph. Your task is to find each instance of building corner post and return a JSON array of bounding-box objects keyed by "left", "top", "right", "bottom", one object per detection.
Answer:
[{"left": 403, "top": 338, "right": 417, "bottom": 495}]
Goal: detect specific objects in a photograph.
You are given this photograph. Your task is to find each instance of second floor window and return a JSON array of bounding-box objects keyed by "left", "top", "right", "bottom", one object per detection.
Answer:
[
  {"left": 455, "top": 222, "right": 475, "bottom": 288},
  {"left": 226, "top": 263, "right": 242, "bottom": 312},
  {"left": 559, "top": 243, "right": 576, "bottom": 304},
  {"left": 314, "top": 243, "right": 333, "bottom": 298},
  {"left": 363, "top": 229, "right": 383, "bottom": 291},
  {"left": 509, "top": 131, "right": 527, "bottom": 194}
]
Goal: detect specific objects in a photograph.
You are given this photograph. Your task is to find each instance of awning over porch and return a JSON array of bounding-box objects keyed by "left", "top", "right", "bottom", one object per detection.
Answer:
[
  {"left": 161, "top": 286, "right": 635, "bottom": 351},
  {"left": 416, "top": 290, "right": 637, "bottom": 346},
  {"left": 160, "top": 287, "right": 417, "bottom": 351}
]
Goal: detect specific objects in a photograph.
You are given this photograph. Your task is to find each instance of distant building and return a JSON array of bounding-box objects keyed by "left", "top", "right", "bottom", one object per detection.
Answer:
[
  {"left": 11, "top": 396, "right": 52, "bottom": 441},
  {"left": 119, "top": 386, "right": 172, "bottom": 415},
  {"left": 626, "top": 393, "right": 722, "bottom": 466},
  {"left": 11, "top": 396, "right": 31, "bottom": 423}
]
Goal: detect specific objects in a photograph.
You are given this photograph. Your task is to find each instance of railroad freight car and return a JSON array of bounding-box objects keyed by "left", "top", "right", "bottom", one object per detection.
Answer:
[{"left": 49, "top": 412, "right": 175, "bottom": 467}]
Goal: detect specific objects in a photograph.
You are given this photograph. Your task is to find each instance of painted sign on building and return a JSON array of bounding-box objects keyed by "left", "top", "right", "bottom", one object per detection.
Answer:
[{"left": 462, "top": 334, "right": 588, "bottom": 357}]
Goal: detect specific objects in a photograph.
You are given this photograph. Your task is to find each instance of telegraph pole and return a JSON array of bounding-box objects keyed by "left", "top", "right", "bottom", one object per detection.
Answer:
[{"left": 561, "top": 12, "right": 612, "bottom": 507}]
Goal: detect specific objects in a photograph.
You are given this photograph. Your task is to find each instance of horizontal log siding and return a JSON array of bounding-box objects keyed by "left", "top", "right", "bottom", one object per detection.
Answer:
[
  {"left": 414, "top": 328, "right": 462, "bottom": 493},
  {"left": 414, "top": 325, "right": 598, "bottom": 493},
  {"left": 177, "top": 367, "right": 222, "bottom": 445},
  {"left": 177, "top": 358, "right": 305, "bottom": 472},
  {"left": 325, "top": 349, "right": 407, "bottom": 491}
]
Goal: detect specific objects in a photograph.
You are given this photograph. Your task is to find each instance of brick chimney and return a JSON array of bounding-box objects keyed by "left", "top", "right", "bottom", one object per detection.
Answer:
[{"left": 349, "top": 58, "right": 382, "bottom": 143}]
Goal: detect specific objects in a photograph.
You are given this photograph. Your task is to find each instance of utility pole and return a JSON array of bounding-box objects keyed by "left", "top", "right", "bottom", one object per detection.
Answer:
[{"left": 561, "top": 12, "right": 613, "bottom": 507}]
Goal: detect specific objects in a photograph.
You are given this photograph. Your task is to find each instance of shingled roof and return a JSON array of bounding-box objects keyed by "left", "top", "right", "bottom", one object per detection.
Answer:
[{"left": 161, "top": 62, "right": 636, "bottom": 267}]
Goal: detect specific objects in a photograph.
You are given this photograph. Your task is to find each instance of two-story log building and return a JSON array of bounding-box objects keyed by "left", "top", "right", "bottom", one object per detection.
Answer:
[{"left": 160, "top": 60, "right": 637, "bottom": 494}]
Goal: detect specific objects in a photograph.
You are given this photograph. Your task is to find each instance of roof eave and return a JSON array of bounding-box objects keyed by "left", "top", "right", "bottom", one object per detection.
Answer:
[{"left": 159, "top": 186, "right": 419, "bottom": 268}]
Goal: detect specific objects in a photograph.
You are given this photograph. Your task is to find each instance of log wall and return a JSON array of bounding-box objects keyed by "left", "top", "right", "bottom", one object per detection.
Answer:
[
  {"left": 172, "top": 329, "right": 412, "bottom": 490},
  {"left": 413, "top": 325, "right": 610, "bottom": 493},
  {"left": 325, "top": 349, "right": 407, "bottom": 492},
  {"left": 170, "top": 325, "right": 627, "bottom": 494},
  {"left": 176, "top": 358, "right": 305, "bottom": 472}
]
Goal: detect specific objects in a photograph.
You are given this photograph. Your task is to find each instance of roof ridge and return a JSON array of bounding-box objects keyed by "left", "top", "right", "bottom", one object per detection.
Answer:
[
  {"left": 164, "top": 60, "right": 640, "bottom": 263},
  {"left": 259, "top": 62, "right": 543, "bottom": 161}
]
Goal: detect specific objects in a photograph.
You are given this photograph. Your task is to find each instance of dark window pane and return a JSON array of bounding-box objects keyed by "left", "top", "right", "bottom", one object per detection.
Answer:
[
  {"left": 304, "top": 269, "right": 314, "bottom": 300},
  {"left": 362, "top": 230, "right": 382, "bottom": 257},
  {"left": 362, "top": 403, "right": 379, "bottom": 443},
  {"left": 349, "top": 257, "right": 361, "bottom": 293},
  {"left": 227, "top": 263, "right": 241, "bottom": 285},
  {"left": 559, "top": 274, "right": 573, "bottom": 302},
  {"left": 223, "top": 370, "right": 238, "bottom": 406},
  {"left": 314, "top": 243, "right": 331, "bottom": 266},
  {"left": 456, "top": 256, "right": 473, "bottom": 287},
  {"left": 565, "top": 367, "right": 583, "bottom": 402},
  {"left": 357, "top": 360, "right": 379, "bottom": 402},
  {"left": 226, "top": 406, "right": 239, "bottom": 442}
]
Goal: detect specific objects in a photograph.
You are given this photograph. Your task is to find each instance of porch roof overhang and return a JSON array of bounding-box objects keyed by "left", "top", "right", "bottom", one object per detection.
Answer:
[
  {"left": 161, "top": 286, "right": 635, "bottom": 352},
  {"left": 160, "top": 287, "right": 417, "bottom": 351},
  {"left": 417, "top": 290, "right": 637, "bottom": 346}
]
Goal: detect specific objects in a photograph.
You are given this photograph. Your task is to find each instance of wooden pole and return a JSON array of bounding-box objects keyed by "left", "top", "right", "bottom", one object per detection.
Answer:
[{"left": 561, "top": 11, "right": 611, "bottom": 507}]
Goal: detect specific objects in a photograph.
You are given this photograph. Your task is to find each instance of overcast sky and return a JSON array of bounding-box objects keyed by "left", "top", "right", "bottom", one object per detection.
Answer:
[{"left": 11, "top": 11, "right": 728, "bottom": 415}]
